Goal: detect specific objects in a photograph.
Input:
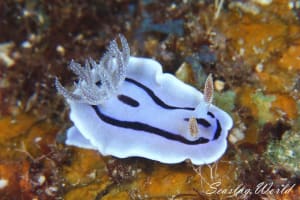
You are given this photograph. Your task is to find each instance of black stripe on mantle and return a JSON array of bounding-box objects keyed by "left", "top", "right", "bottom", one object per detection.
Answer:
[
  {"left": 184, "top": 118, "right": 211, "bottom": 128},
  {"left": 125, "top": 78, "right": 195, "bottom": 110},
  {"left": 92, "top": 105, "right": 210, "bottom": 145},
  {"left": 117, "top": 94, "right": 140, "bottom": 107}
]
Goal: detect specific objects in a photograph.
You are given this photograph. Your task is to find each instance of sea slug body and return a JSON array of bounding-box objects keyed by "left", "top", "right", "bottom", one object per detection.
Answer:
[{"left": 55, "top": 35, "right": 233, "bottom": 165}]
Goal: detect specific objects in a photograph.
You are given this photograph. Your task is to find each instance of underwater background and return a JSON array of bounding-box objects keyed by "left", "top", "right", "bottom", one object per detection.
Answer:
[{"left": 0, "top": 0, "right": 299, "bottom": 199}]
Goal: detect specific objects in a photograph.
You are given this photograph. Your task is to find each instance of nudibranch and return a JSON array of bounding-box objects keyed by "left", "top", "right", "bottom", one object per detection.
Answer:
[{"left": 55, "top": 35, "right": 233, "bottom": 165}]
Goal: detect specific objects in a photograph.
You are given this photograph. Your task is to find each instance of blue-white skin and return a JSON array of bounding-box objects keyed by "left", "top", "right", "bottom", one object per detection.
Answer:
[{"left": 56, "top": 36, "right": 233, "bottom": 165}]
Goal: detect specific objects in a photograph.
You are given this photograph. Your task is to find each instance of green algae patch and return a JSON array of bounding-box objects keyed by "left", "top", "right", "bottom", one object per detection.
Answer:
[
  {"left": 214, "top": 90, "right": 236, "bottom": 115},
  {"left": 251, "top": 91, "right": 276, "bottom": 125},
  {"left": 265, "top": 130, "right": 300, "bottom": 176}
]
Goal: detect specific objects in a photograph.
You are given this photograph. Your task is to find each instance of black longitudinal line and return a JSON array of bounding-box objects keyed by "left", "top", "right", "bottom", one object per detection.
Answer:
[
  {"left": 207, "top": 111, "right": 215, "bottom": 118},
  {"left": 125, "top": 78, "right": 195, "bottom": 110},
  {"left": 184, "top": 118, "right": 211, "bottom": 128},
  {"left": 213, "top": 119, "right": 222, "bottom": 140},
  {"left": 117, "top": 94, "right": 139, "bottom": 107},
  {"left": 92, "top": 105, "right": 209, "bottom": 145}
]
